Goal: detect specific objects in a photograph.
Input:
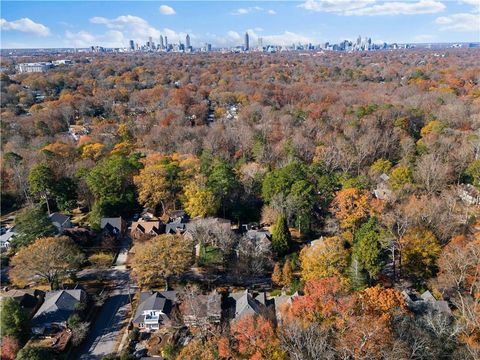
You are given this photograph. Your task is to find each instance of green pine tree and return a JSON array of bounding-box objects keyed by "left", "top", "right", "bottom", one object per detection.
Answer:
[{"left": 271, "top": 215, "right": 291, "bottom": 256}]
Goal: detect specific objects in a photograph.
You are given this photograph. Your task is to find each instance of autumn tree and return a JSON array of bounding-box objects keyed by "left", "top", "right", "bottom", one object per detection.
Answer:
[
  {"left": 288, "top": 277, "right": 345, "bottom": 324},
  {"left": 389, "top": 165, "right": 413, "bottom": 191},
  {"left": 330, "top": 188, "right": 370, "bottom": 231},
  {"left": 131, "top": 234, "right": 194, "bottom": 289},
  {"left": 400, "top": 227, "right": 441, "bottom": 280},
  {"left": 9, "top": 236, "right": 84, "bottom": 289},
  {"left": 434, "top": 234, "right": 480, "bottom": 357},
  {"left": 271, "top": 215, "right": 292, "bottom": 256},
  {"left": 282, "top": 260, "right": 293, "bottom": 288},
  {"left": 272, "top": 262, "right": 283, "bottom": 287},
  {"left": 80, "top": 143, "right": 105, "bottom": 161},
  {"left": 300, "top": 236, "right": 349, "bottom": 282},
  {"left": 175, "top": 337, "right": 218, "bottom": 360},
  {"left": 134, "top": 153, "right": 198, "bottom": 215},
  {"left": 0, "top": 335, "right": 20, "bottom": 360},
  {"left": 370, "top": 158, "right": 392, "bottom": 176},
  {"left": 183, "top": 177, "right": 220, "bottom": 218},
  {"left": 230, "top": 315, "right": 285, "bottom": 360}
]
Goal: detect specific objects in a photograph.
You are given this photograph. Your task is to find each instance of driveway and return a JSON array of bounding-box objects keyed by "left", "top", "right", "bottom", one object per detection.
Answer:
[{"left": 76, "top": 240, "right": 134, "bottom": 360}]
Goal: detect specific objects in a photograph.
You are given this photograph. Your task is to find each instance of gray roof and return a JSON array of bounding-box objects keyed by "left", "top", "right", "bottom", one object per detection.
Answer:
[
  {"left": 228, "top": 290, "right": 266, "bottom": 320},
  {"left": 32, "top": 290, "right": 85, "bottom": 327},
  {"left": 133, "top": 291, "right": 177, "bottom": 325},
  {"left": 379, "top": 173, "right": 390, "bottom": 182},
  {"left": 101, "top": 217, "right": 123, "bottom": 232},
  {"left": 49, "top": 212, "right": 70, "bottom": 226},
  {"left": 402, "top": 290, "right": 452, "bottom": 316},
  {"left": 0, "top": 232, "right": 15, "bottom": 244},
  {"left": 165, "top": 220, "right": 186, "bottom": 234},
  {"left": 245, "top": 229, "right": 271, "bottom": 242}
]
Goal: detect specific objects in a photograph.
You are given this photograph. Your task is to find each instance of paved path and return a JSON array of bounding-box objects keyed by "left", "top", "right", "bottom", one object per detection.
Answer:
[{"left": 76, "top": 240, "right": 133, "bottom": 360}]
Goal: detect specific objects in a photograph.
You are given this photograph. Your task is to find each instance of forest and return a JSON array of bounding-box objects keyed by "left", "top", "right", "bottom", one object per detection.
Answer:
[{"left": 1, "top": 48, "right": 480, "bottom": 359}]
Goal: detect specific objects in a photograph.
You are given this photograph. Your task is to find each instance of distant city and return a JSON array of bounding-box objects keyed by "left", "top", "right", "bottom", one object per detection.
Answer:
[
  {"left": 2, "top": 33, "right": 479, "bottom": 75},
  {"left": 87, "top": 33, "right": 479, "bottom": 54}
]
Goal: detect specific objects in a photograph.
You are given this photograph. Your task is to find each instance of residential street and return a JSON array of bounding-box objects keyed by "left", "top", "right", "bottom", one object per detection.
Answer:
[{"left": 76, "top": 246, "right": 133, "bottom": 360}]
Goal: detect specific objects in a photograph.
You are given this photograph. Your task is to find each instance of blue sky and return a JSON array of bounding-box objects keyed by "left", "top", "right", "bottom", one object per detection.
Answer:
[{"left": 1, "top": 1, "right": 479, "bottom": 48}]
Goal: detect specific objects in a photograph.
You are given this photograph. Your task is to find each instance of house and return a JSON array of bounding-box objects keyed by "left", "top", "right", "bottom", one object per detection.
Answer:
[
  {"left": 373, "top": 173, "right": 392, "bottom": 200},
  {"left": 100, "top": 217, "right": 126, "bottom": 237},
  {"left": 140, "top": 208, "right": 156, "bottom": 221},
  {"left": 49, "top": 213, "right": 72, "bottom": 234},
  {"left": 31, "top": 289, "right": 86, "bottom": 334},
  {"left": 0, "top": 228, "right": 15, "bottom": 249},
  {"left": 182, "top": 291, "right": 222, "bottom": 328},
  {"left": 458, "top": 184, "right": 480, "bottom": 205},
  {"left": 131, "top": 220, "right": 163, "bottom": 239},
  {"left": 245, "top": 229, "right": 271, "bottom": 243},
  {"left": 402, "top": 290, "right": 452, "bottom": 316},
  {"left": 226, "top": 290, "right": 272, "bottom": 321},
  {"left": 165, "top": 219, "right": 187, "bottom": 234},
  {"left": 1, "top": 289, "right": 45, "bottom": 318},
  {"left": 168, "top": 210, "right": 187, "bottom": 223},
  {"left": 133, "top": 291, "right": 177, "bottom": 331},
  {"left": 272, "top": 292, "right": 298, "bottom": 323}
]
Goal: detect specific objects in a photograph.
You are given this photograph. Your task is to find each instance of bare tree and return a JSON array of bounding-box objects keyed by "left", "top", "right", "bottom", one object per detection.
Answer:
[{"left": 279, "top": 321, "right": 335, "bottom": 360}]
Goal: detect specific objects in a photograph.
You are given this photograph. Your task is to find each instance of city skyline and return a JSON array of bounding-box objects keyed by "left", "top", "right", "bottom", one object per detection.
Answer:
[{"left": 1, "top": 1, "right": 479, "bottom": 49}]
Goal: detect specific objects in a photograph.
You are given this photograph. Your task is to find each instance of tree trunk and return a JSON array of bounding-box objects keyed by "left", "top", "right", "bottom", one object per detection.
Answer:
[{"left": 44, "top": 193, "right": 51, "bottom": 215}]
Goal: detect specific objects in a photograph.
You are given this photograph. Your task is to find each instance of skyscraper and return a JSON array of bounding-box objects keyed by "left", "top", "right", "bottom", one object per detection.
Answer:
[
  {"left": 186, "top": 34, "right": 191, "bottom": 49},
  {"left": 244, "top": 32, "right": 249, "bottom": 51},
  {"left": 165, "top": 36, "right": 168, "bottom": 49},
  {"left": 129, "top": 40, "right": 135, "bottom": 51},
  {"left": 159, "top": 35, "right": 164, "bottom": 49},
  {"left": 258, "top": 37, "right": 263, "bottom": 48}
]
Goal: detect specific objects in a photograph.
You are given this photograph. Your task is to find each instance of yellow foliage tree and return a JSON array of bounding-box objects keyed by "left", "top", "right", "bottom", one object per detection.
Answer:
[
  {"left": 134, "top": 153, "right": 200, "bottom": 214},
  {"left": 81, "top": 143, "right": 105, "bottom": 160},
  {"left": 131, "top": 234, "right": 194, "bottom": 288},
  {"left": 9, "top": 236, "right": 84, "bottom": 290},
  {"left": 400, "top": 227, "right": 441, "bottom": 280},
  {"left": 183, "top": 177, "right": 219, "bottom": 218},
  {"left": 300, "top": 236, "right": 350, "bottom": 282},
  {"left": 272, "top": 262, "right": 283, "bottom": 287}
]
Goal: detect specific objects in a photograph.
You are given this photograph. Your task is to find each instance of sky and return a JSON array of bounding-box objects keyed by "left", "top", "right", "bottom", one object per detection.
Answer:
[{"left": 1, "top": 0, "right": 479, "bottom": 49}]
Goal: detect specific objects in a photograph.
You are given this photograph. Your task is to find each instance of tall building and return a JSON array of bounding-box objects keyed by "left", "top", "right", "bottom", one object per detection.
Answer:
[
  {"left": 258, "top": 37, "right": 263, "bottom": 48},
  {"left": 186, "top": 34, "right": 191, "bottom": 49},
  {"left": 244, "top": 32, "right": 249, "bottom": 51},
  {"left": 165, "top": 36, "right": 168, "bottom": 49},
  {"left": 129, "top": 40, "right": 135, "bottom": 51},
  {"left": 159, "top": 35, "right": 164, "bottom": 49}
]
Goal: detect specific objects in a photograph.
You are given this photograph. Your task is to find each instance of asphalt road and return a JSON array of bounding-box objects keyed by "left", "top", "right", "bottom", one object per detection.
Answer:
[
  {"left": 76, "top": 268, "right": 132, "bottom": 360},
  {"left": 76, "top": 241, "right": 134, "bottom": 360}
]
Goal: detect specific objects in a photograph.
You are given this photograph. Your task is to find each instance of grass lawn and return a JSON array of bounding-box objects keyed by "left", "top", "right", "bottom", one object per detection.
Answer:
[{"left": 198, "top": 245, "right": 223, "bottom": 266}]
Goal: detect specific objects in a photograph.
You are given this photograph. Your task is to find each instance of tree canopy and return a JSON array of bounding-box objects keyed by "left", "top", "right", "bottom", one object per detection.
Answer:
[{"left": 9, "top": 236, "right": 84, "bottom": 289}]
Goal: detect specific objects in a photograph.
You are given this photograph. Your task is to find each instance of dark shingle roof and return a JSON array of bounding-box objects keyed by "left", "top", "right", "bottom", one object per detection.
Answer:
[
  {"left": 32, "top": 290, "right": 85, "bottom": 327},
  {"left": 133, "top": 291, "right": 176, "bottom": 325}
]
